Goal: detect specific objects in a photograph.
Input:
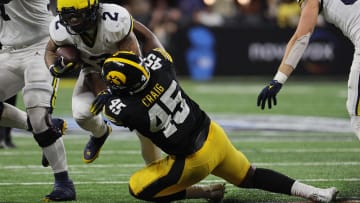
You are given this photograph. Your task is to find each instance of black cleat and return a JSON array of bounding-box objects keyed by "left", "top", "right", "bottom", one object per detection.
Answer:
[
  {"left": 43, "top": 180, "right": 76, "bottom": 202},
  {"left": 83, "top": 124, "right": 112, "bottom": 164}
]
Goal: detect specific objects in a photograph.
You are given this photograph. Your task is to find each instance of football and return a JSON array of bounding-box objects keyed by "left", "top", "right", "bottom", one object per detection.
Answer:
[{"left": 55, "top": 45, "right": 81, "bottom": 64}]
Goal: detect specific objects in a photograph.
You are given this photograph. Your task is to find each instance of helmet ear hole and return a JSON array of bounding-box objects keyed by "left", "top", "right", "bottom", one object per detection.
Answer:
[{"left": 102, "top": 52, "right": 150, "bottom": 95}]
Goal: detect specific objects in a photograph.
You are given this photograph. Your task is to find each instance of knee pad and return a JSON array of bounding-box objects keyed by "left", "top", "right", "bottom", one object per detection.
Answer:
[
  {"left": 33, "top": 126, "right": 62, "bottom": 147},
  {"left": 27, "top": 107, "right": 52, "bottom": 133}
]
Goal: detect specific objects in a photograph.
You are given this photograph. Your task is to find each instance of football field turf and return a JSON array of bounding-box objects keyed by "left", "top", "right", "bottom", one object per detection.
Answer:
[{"left": 0, "top": 77, "right": 359, "bottom": 203}]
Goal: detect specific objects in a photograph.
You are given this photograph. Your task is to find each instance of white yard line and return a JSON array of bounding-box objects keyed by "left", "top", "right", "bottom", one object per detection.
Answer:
[
  {"left": 1, "top": 161, "right": 360, "bottom": 169},
  {"left": 0, "top": 178, "right": 359, "bottom": 186},
  {"left": 1, "top": 148, "right": 360, "bottom": 156}
]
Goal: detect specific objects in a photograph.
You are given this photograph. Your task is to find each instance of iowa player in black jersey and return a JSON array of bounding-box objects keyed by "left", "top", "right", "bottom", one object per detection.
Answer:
[{"left": 90, "top": 24, "right": 338, "bottom": 202}]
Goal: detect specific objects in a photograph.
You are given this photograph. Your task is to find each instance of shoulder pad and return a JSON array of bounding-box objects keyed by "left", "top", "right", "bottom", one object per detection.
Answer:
[
  {"left": 49, "top": 16, "right": 72, "bottom": 44},
  {"left": 152, "top": 48, "right": 173, "bottom": 63},
  {"left": 101, "top": 4, "right": 133, "bottom": 33}
]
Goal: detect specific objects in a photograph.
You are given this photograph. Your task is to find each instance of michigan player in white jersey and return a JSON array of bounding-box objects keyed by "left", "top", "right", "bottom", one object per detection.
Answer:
[
  {"left": 0, "top": 0, "right": 75, "bottom": 201},
  {"left": 45, "top": 0, "right": 161, "bottom": 165},
  {"left": 257, "top": 0, "right": 360, "bottom": 140}
]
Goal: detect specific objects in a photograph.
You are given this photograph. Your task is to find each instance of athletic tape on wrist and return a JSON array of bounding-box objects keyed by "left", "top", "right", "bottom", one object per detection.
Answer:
[{"left": 274, "top": 71, "right": 288, "bottom": 84}]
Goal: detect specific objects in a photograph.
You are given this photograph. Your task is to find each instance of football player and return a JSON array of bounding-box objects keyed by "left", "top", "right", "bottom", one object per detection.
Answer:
[
  {"left": 89, "top": 18, "right": 339, "bottom": 202},
  {"left": 257, "top": 0, "right": 360, "bottom": 140},
  {"left": 45, "top": 0, "right": 162, "bottom": 165},
  {"left": 0, "top": 0, "right": 75, "bottom": 201}
]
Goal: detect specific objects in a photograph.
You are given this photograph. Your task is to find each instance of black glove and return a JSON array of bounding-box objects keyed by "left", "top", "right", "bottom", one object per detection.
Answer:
[
  {"left": 257, "top": 80, "right": 283, "bottom": 109},
  {"left": 49, "top": 56, "right": 80, "bottom": 78},
  {"left": 90, "top": 89, "right": 112, "bottom": 115}
]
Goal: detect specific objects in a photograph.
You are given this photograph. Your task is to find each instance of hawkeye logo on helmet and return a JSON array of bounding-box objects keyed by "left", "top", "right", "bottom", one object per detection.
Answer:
[{"left": 107, "top": 71, "right": 126, "bottom": 86}]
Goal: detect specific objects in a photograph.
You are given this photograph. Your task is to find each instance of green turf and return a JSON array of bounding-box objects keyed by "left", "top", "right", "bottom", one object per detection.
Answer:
[{"left": 2, "top": 77, "right": 359, "bottom": 203}]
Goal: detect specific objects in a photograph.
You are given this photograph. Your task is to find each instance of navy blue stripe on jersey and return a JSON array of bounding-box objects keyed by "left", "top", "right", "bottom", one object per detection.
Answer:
[
  {"left": 136, "top": 157, "right": 186, "bottom": 201},
  {"left": 356, "top": 73, "right": 360, "bottom": 115}
]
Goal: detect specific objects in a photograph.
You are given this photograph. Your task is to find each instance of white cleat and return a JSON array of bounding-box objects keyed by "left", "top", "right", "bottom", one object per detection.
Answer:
[
  {"left": 308, "top": 187, "right": 338, "bottom": 203},
  {"left": 187, "top": 183, "right": 225, "bottom": 203},
  {"left": 207, "top": 183, "right": 225, "bottom": 202}
]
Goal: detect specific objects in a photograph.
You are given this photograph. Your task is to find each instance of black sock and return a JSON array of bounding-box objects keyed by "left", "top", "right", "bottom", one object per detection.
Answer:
[
  {"left": 54, "top": 171, "right": 70, "bottom": 182},
  {"left": 252, "top": 168, "right": 295, "bottom": 195}
]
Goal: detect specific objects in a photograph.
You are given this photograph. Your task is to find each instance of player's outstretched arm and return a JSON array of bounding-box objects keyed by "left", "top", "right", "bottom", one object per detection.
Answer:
[{"left": 257, "top": 0, "right": 319, "bottom": 110}]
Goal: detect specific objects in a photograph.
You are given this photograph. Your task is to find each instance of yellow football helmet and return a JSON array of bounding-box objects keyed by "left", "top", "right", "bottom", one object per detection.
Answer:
[
  {"left": 57, "top": 0, "right": 99, "bottom": 34},
  {"left": 102, "top": 51, "right": 150, "bottom": 95}
]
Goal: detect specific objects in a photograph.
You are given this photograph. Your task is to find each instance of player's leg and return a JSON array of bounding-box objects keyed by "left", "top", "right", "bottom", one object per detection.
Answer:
[
  {"left": 206, "top": 122, "right": 337, "bottom": 203},
  {"left": 22, "top": 46, "right": 75, "bottom": 201},
  {"left": 0, "top": 124, "right": 6, "bottom": 148},
  {"left": 0, "top": 52, "right": 29, "bottom": 131},
  {"left": 72, "top": 70, "right": 111, "bottom": 163},
  {"left": 136, "top": 132, "right": 162, "bottom": 164},
  {"left": 2, "top": 95, "right": 17, "bottom": 148},
  {"left": 129, "top": 123, "right": 227, "bottom": 202},
  {"left": 347, "top": 51, "right": 360, "bottom": 140},
  {"left": 128, "top": 154, "right": 224, "bottom": 202}
]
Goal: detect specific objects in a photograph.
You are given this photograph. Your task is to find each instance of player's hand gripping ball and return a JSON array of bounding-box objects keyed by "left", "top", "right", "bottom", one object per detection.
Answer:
[{"left": 49, "top": 45, "right": 82, "bottom": 77}]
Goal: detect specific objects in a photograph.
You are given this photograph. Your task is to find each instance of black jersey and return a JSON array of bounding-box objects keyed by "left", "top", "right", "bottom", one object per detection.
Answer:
[{"left": 104, "top": 49, "right": 210, "bottom": 156}]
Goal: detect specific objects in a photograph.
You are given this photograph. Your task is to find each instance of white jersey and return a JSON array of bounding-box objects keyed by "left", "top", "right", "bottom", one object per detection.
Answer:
[
  {"left": 321, "top": 0, "right": 360, "bottom": 46},
  {"left": 49, "top": 3, "right": 132, "bottom": 71},
  {"left": 0, "top": 0, "right": 53, "bottom": 47}
]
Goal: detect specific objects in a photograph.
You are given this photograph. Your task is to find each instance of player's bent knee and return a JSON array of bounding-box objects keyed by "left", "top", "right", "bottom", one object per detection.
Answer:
[
  {"left": 238, "top": 165, "right": 256, "bottom": 188},
  {"left": 128, "top": 186, "right": 155, "bottom": 202},
  {"left": 33, "top": 127, "right": 62, "bottom": 148}
]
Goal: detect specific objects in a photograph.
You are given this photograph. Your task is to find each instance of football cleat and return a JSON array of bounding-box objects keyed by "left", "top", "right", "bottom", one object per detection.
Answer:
[
  {"left": 308, "top": 187, "right": 338, "bottom": 203},
  {"left": 187, "top": 183, "right": 225, "bottom": 202},
  {"left": 42, "top": 118, "right": 68, "bottom": 167},
  {"left": 83, "top": 124, "right": 112, "bottom": 163},
  {"left": 207, "top": 183, "right": 226, "bottom": 202},
  {"left": 43, "top": 179, "right": 76, "bottom": 202}
]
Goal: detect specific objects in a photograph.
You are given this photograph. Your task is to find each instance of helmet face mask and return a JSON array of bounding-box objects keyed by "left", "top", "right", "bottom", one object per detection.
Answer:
[
  {"left": 102, "top": 52, "right": 150, "bottom": 95},
  {"left": 57, "top": 0, "right": 99, "bottom": 34}
]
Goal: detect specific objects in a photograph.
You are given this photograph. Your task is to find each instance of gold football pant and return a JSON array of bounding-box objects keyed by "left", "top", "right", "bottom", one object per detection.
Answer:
[{"left": 129, "top": 121, "right": 251, "bottom": 201}]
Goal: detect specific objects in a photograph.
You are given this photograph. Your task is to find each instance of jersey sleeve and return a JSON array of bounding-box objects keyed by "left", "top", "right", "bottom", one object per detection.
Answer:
[
  {"left": 151, "top": 48, "right": 174, "bottom": 63},
  {"left": 101, "top": 4, "right": 133, "bottom": 43},
  {"left": 104, "top": 96, "right": 125, "bottom": 127},
  {"left": 48, "top": 15, "right": 74, "bottom": 45}
]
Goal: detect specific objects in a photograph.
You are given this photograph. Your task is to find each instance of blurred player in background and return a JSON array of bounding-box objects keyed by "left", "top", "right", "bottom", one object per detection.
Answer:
[
  {"left": 45, "top": 0, "right": 162, "bottom": 165},
  {"left": 0, "top": 0, "right": 75, "bottom": 201},
  {"left": 0, "top": 95, "right": 17, "bottom": 148},
  {"left": 257, "top": 0, "right": 360, "bottom": 140},
  {"left": 90, "top": 21, "right": 338, "bottom": 203}
]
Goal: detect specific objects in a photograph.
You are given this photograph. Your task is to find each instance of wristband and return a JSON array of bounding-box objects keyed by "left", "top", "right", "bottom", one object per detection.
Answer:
[{"left": 273, "top": 71, "right": 288, "bottom": 84}]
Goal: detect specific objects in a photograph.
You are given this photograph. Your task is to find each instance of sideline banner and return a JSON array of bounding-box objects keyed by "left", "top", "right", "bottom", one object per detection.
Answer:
[{"left": 170, "top": 25, "right": 354, "bottom": 78}]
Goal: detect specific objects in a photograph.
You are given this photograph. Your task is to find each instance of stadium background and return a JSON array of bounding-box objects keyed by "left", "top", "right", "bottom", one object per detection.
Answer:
[{"left": 0, "top": 0, "right": 359, "bottom": 202}]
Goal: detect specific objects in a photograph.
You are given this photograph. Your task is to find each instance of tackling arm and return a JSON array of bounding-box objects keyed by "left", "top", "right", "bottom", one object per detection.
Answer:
[
  {"left": 133, "top": 20, "right": 164, "bottom": 53},
  {"left": 116, "top": 32, "right": 142, "bottom": 56}
]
